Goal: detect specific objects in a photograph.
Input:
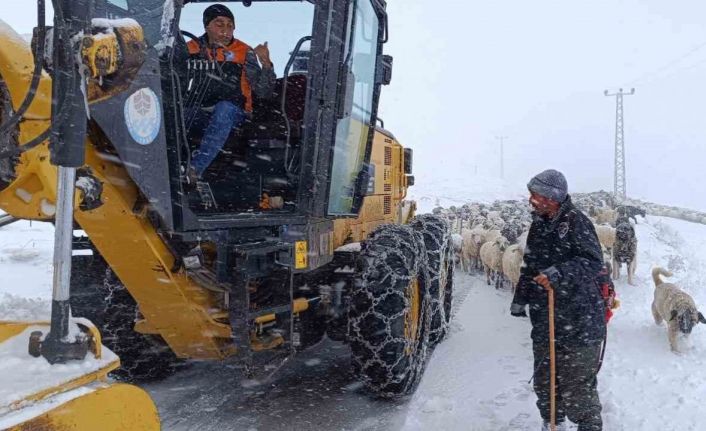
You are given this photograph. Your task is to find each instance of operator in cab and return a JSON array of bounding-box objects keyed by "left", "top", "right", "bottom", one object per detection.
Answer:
[{"left": 186, "top": 3, "right": 276, "bottom": 182}]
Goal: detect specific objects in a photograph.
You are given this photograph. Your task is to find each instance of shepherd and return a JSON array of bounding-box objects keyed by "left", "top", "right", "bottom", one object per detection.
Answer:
[{"left": 510, "top": 169, "right": 607, "bottom": 431}]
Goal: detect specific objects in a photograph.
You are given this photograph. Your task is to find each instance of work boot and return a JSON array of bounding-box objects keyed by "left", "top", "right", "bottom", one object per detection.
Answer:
[{"left": 541, "top": 422, "right": 568, "bottom": 431}]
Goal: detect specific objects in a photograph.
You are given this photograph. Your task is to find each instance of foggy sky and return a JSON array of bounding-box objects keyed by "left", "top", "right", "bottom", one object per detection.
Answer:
[
  {"left": 380, "top": 0, "right": 706, "bottom": 211},
  {"left": 2, "top": 1, "right": 705, "bottom": 210}
]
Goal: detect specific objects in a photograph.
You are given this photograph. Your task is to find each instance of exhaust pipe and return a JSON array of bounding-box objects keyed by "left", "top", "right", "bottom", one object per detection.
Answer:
[{"left": 0, "top": 214, "right": 17, "bottom": 228}]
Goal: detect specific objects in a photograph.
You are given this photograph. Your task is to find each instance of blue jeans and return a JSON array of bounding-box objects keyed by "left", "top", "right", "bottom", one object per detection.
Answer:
[{"left": 190, "top": 101, "right": 247, "bottom": 177}]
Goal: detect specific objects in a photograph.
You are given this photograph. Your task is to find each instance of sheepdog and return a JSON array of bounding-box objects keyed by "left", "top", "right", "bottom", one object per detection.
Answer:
[
  {"left": 613, "top": 220, "right": 637, "bottom": 285},
  {"left": 651, "top": 267, "right": 706, "bottom": 353}
]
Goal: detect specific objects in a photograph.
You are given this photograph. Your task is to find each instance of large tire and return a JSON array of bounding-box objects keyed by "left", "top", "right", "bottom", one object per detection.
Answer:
[
  {"left": 70, "top": 251, "right": 182, "bottom": 382},
  {"left": 411, "top": 214, "right": 454, "bottom": 345},
  {"left": 348, "top": 224, "right": 431, "bottom": 398}
]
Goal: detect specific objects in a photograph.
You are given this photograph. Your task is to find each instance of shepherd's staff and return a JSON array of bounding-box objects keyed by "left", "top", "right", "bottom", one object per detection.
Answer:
[
  {"left": 534, "top": 273, "right": 557, "bottom": 431},
  {"left": 547, "top": 285, "right": 556, "bottom": 431}
]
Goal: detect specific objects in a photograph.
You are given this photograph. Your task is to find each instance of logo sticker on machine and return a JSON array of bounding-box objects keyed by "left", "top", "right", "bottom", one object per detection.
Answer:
[{"left": 124, "top": 87, "right": 162, "bottom": 145}]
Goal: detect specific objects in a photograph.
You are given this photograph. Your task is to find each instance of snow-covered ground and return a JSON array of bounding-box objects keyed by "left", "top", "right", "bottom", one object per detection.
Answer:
[
  {"left": 0, "top": 217, "right": 53, "bottom": 320},
  {"left": 2, "top": 204, "right": 706, "bottom": 429},
  {"left": 404, "top": 215, "right": 706, "bottom": 430}
]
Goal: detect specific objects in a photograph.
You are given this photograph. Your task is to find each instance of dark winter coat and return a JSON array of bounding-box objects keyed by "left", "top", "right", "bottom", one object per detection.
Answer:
[
  {"left": 187, "top": 35, "right": 276, "bottom": 112},
  {"left": 512, "top": 195, "right": 607, "bottom": 347}
]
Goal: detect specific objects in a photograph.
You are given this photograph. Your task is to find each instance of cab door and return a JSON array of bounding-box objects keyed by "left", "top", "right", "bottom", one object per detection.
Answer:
[{"left": 326, "top": 0, "right": 385, "bottom": 216}]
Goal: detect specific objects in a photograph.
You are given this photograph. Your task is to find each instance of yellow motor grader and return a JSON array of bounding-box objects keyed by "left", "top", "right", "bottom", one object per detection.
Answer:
[{"left": 0, "top": 0, "right": 454, "bottom": 427}]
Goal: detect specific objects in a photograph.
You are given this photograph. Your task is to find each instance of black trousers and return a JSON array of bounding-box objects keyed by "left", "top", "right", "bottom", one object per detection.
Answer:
[{"left": 532, "top": 341, "right": 603, "bottom": 430}]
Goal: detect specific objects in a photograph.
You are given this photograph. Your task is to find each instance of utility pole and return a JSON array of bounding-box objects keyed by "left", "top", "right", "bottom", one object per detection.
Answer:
[
  {"left": 604, "top": 88, "right": 635, "bottom": 202},
  {"left": 495, "top": 136, "right": 507, "bottom": 179}
]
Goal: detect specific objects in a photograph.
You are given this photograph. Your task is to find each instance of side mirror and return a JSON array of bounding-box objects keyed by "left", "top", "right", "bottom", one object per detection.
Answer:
[
  {"left": 406, "top": 175, "right": 415, "bottom": 187},
  {"left": 378, "top": 55, "right": 393, "bottom": 85}
]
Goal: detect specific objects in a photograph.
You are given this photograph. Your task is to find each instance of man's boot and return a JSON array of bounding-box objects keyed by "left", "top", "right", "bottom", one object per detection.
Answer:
[{"left": 541, "top": 421, "right": 568, "bottom": 431}]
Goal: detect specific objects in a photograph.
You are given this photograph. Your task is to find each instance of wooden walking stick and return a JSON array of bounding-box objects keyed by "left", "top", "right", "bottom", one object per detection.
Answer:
[{"left": 548, "top": 286, "right": 556, "bottom": 431}]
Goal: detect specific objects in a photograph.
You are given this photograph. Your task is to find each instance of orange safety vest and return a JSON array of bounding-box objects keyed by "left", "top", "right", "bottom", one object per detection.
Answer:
[{"left": 187, "top": 37, "right": 254, "bottom": 112}]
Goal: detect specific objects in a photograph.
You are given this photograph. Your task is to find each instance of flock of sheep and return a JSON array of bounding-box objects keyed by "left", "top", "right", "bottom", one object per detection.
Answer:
[{"left": 437, "top": 191, "right": 640, "bottom": 290}]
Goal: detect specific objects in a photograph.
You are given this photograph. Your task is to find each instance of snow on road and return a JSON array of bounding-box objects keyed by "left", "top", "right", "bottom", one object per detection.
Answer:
[
  {"left": 2, "top": 212, "right": 706, "bottom": 430},
  {"left": 404, "top": 271, "right": 537, "bottom": 430},
  {"left": 405, "top": 216, "right": 706, "bottom": 431}
]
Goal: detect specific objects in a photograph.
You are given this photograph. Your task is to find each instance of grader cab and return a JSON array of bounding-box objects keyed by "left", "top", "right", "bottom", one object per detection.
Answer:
[{"left": 0, "top": 0, "right": 454, "bottom": 427}]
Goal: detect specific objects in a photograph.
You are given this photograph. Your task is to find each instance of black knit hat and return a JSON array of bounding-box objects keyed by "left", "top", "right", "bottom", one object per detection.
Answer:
[
  {"left": 527, "top": 169, "right": 568, "bottom": 203},
  {"left": 203, "top": 4, "right": 234, "bottom": 28}
]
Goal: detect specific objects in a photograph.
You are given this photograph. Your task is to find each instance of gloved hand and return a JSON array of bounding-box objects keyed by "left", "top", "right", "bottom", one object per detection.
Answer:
[
  {"left": 510, "top": 303, "right": 527, "bottom": 317},
  {"left": 541, "top": 266, "right": 562, "bottom": 287}
]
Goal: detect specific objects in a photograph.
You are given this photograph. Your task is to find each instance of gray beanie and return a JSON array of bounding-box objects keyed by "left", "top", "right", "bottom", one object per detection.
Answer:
[{"left": 527, "top": 169, "right": 568, "bottom": 202}]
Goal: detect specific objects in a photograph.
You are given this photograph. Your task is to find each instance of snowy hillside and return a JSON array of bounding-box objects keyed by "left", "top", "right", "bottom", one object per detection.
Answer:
[
  {"left": 409, "top": 174, "right": 528, "bottom": 214},
  {"left": 2, "top": 209, "right": 706, "bottom": 430}
]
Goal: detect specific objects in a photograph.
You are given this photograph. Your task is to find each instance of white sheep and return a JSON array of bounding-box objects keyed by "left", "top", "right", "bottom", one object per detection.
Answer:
[
  {"left": 502, "top": 244, "right": 524, "bottom": 292},
  {"left": 480, "top": 235, "right": 509, "bottom": 289},
  {"left": 486, "top": 211, "right": 506, "bottom": 230},
  {"left": 594, "top": 224, "right": 616, "bottom": 253},
  {"left": 461, "top": 227, "right": 485, "bottom": 272},
  {"left": 451, "top": 233, "right": 463, "bottom": 266},
  {"left": 483, "top": 228, "right": 502, "bottom": 244},
  {"left": 471, "top": 215, "right": 486, "bottom": 228},
  {"left": 594, "top": 208, "right": 617, "bottom": 226}
]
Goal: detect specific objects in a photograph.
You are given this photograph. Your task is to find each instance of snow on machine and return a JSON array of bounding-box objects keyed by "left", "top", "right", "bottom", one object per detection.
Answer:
[{"left": 0, "top": 0, "right": 454, "bottom": 428}]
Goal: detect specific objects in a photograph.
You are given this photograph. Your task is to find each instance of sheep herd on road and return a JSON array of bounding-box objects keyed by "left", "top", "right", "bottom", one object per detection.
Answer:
[{"left": 438, "top": 191, "right": 645, "bottom": 291}]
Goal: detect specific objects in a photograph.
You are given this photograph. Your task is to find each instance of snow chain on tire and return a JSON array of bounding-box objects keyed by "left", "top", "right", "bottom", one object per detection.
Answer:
[
  {"left": 349, "top": 224, "right": 432, "bottom": 398},
  {"left": 410, "top": 214, "right": 454, "bottom": 345}
]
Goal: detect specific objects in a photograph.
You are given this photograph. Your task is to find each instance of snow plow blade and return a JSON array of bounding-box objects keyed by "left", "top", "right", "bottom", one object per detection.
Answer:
[{"left": 0, "top": 321, "right": 160, "bottom": 430}]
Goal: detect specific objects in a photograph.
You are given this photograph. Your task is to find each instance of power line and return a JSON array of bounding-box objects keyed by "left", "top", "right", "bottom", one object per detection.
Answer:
[
  {"left": 637, "top": 55, "right": 706, "bottom": 88},
  {"left": 624, "top": 40, "right": 706, "bottom": 87}
]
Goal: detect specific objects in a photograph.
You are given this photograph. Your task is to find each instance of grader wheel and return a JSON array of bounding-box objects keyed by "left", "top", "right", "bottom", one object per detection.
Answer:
[
  {"left": 70, "top": 251, "right": 182, "bottom": 382},
  {"left": 348, "top": 224, "right": 431, "bottom": 398},
  {"left": 410, "top": 214, "right": 454, "bottom": 345}
]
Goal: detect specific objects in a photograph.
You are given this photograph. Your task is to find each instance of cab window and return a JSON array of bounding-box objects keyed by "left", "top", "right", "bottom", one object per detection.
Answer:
[{"left": 327, "top": 0, "right": 380, "bottom": 215}]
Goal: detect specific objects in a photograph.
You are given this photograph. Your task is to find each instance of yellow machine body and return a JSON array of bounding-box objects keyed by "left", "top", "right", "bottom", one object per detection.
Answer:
[
  {"left": 0, "top": 321, "right": 160, "bottom": 431},
  {"left": 0, "top": 20, "right": 415, "bottom": 362},
  {"left": 0, "top": 22, "right": 159, "bottom": 431},
  {"left": 333, "top": 128, "right": 415, "bottom": 249}
]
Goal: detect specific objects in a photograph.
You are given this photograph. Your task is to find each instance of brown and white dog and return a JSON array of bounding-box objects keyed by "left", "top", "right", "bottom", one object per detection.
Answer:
[
  {"left": 613, "top": 220, "right": 637, "bottom": 285},
  {"left": 651, "top": 267, "right": 706, "bottom": 353}
]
